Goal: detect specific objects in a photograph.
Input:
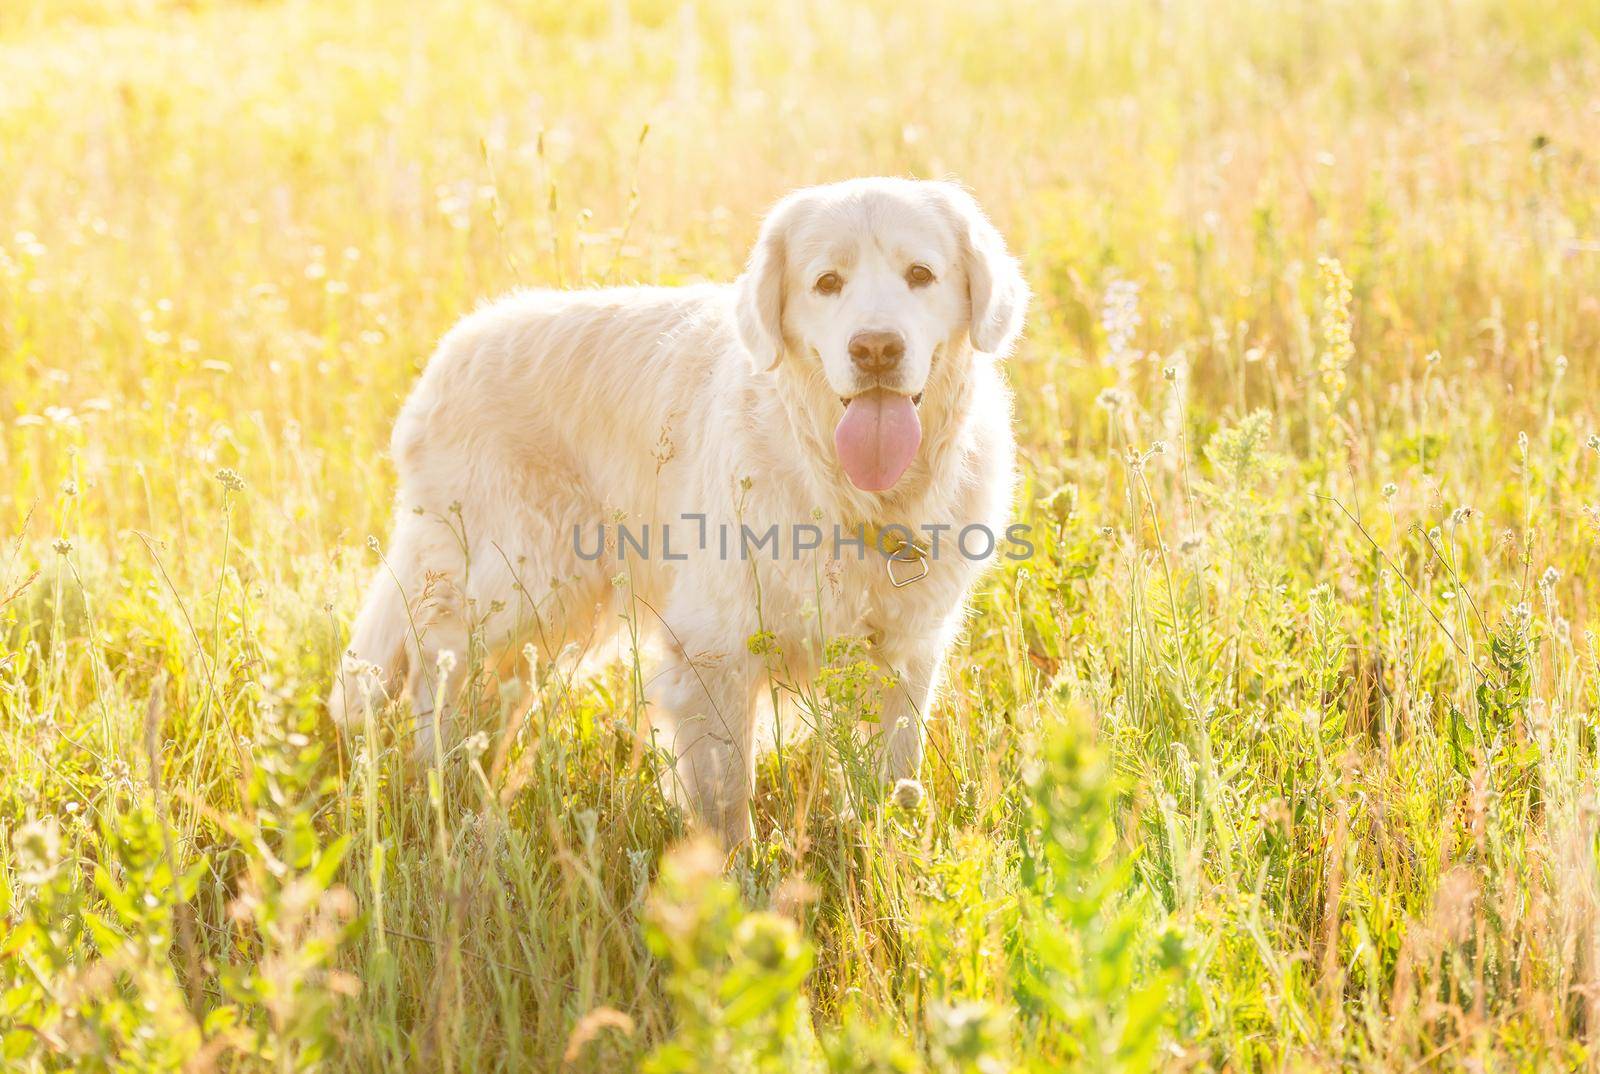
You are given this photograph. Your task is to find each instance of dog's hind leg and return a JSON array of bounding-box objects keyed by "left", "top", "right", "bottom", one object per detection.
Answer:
[{"left": 648, "top": 588, "right": 764, "bottom": 845}]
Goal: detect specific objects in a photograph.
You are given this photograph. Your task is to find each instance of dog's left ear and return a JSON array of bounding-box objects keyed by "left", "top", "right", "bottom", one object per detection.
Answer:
[
  {"left": 939, "top": 184, "right": 1029, "bottom": 356},
  {"left": 735, "top": 200, "right": 791, "bottom": 373}
]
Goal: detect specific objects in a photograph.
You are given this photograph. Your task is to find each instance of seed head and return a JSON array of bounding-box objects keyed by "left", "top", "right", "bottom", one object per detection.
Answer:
[{"left": 1095, "top": 387, "right": 1129, "bottom": 412}]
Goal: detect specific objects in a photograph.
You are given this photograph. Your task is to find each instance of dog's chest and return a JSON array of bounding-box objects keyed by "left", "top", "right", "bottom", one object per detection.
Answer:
[{"left": 762, "top": 545, "right": 970, "bottom": 659}]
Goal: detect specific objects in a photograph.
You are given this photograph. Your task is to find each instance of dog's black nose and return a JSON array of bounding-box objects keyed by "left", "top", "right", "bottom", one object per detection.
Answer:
[{"left": 848, "top": 330, "right": 906, "bottom": 374}]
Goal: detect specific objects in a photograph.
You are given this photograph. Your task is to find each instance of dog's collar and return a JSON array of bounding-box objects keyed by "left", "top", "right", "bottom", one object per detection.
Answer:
[{"left": 860, "top": 524, "right": 931, "bottom": 588}]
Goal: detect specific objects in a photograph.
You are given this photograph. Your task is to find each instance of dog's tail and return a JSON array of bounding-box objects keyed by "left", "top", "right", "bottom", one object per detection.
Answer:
[{"left": 327, "top": 566, "right": 411, "bottom": 730}]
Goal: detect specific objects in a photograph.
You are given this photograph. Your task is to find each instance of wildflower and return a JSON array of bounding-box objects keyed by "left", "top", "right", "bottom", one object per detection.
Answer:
[
  {"left": 1540, "top": 566, "right": 1560, "bottom": 591},
  {"left": 463, "top": 731, "right": 490, "bottom": 760},
  {"left": 366, "top": 535, "right": 382, "bottom": 553},
  {"left": 1095, "top": 387, "right": 1129, "bottom": 411},
  {"left": 1100, "top": 277, "right": 1142, "bottom": 365},
  {"left": 1162, "top": 364, "right": 1179, "bottom": 382},
  {"left": 12, "top": 818, "right": 62, "bottom": 886},
  {"left": 892, "top": 778, "right": 925, "bottom": 810},
  {"left": 1316, "top": 257, "right": 1354, "bottom": 415},
  {"left": 1450, "top": 506, "right": 1474, "bottom": 526},
  {"left": 1149, "top": 440, "right": 1169, "bottom": 456},
  {"left": 1258, "top": 797, "right": 1290, "bottom": 831},
  {"left": 52, "top": 537, "right": 72, "bottom": 556},
  {"left": 733, "top": 914, "right": 804, "bottom": 974},
  {"left": 1426, "top": 350, "right": 1441, "bottom": 366},
  {"left": 1586, "top": 434, "right": 1600, "bottom": 452},
  {"left": 60, "top": 478, "right": 77, "bottom": 497},
  {"left": 215, "top": 467, "right": 245, "bottom": 493},
  {"left": 1382, "top": 482, "right": 1398, "bottom": 499},
  {"left": 1043, "top": 484, "right": 1078, "bottom": 521}
]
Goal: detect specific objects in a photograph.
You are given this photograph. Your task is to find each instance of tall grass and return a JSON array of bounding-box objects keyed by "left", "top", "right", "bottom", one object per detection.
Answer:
[{"left": 3, "top": 0, "right": 1600, "bottom": 1069}]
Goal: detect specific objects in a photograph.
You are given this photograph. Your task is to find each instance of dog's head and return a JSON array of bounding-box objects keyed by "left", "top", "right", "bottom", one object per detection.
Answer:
[{"left": 735, "top": 178, "right": 1027, "bottom": 492}]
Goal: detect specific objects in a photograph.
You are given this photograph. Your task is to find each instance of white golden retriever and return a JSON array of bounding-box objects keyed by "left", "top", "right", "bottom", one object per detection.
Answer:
[{"left": 330, "top": 177, "right": 1027, "bottom": 843}]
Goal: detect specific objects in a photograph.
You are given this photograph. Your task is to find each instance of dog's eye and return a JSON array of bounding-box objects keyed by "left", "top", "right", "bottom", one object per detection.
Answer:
[
  {"left": 814, "top": 271, "right": 843, "bottom": 295},
  {"left": 906, "top": 264, "right": 935, "bottom": 287}
]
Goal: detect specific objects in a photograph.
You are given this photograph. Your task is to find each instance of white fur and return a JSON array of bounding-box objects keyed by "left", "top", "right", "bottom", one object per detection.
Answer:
[{"left": 329, "top": 177, "right": 1028, "bottom": 843}]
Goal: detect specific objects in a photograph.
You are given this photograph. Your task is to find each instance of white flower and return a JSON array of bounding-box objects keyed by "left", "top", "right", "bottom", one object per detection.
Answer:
[
  {"left": 892, "top": 778, "right": 924, "bottom": 810},
  {"left": 1100, "top": 278, "right": 1142, "bottom": 365}
]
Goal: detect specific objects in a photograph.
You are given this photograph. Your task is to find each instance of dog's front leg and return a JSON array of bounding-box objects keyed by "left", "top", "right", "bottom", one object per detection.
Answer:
[
  {"left": 875, "top": 636, "right": 948, "bottom": 785},
  {"left": 652, "top": 652, "right": 760, "bottom": 846}
]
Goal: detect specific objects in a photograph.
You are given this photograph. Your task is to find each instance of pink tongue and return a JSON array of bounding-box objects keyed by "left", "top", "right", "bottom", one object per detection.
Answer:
[{"left": 833, "top": 388, "right": 922, "bottom": 492}]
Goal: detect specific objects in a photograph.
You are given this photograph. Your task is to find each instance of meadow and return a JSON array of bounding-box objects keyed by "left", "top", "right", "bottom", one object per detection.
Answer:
[{"left": 4, "top": 0, "right": 1600, "bottom": 1069}]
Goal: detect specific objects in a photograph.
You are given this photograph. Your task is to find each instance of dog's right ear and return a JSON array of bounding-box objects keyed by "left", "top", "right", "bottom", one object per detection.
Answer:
[{"left": 735, "top": 204, "right": 788, "bottom": 373}]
